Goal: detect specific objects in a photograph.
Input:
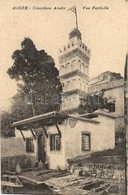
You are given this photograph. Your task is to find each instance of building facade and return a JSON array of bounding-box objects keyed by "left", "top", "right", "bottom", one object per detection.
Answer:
[{"left": 14, "top": 111, "right": 115, "bottom": 170}]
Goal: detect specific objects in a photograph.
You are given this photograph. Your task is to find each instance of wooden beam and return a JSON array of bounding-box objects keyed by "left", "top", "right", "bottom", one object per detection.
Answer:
[
  {"left": 30, "top": 128, "right": 36, "bottom": 140},
  {"left": 19, "top": 129, "right": 25, "bottom": 141},
  {"left": 55, "top": 124, "right": 61, "bottom": 138},
  {"left": 42, "top": 126, "right": 48, "bottom": 138}
]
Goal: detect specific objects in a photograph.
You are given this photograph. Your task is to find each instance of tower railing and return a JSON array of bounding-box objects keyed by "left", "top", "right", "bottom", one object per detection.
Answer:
[{"left": 58, "top": 41, "right": 91, "bottom": 57}]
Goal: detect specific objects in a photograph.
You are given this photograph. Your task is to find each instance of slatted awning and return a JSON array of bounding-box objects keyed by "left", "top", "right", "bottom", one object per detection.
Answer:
[
  {"left": 12, "top": 111, "right": 68, "bottom": 129},
  {"left": 12, "top": 111, "right": 68, "bottom": 140}
]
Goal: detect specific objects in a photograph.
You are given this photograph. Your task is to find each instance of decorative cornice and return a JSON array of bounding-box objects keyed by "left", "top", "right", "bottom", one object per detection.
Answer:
[
  {"left": 59, "top": 48, "right": 90, "bottom": 64},
  {"left": 62, "top": 89, "right": 87, "bottom": 96},
  {"left": 60, "top": 69, "right": 89, "bottom": 81},
  {"left": 61, "top": 107, "right": 79, "bottom": 114},
  {"left": 89, "top": 79, "right": 124, "bottom": 93}
]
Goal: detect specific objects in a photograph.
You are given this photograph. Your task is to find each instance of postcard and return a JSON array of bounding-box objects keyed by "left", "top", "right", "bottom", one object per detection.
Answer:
[{"left": 0, "top": 0, "right": 127, "bottom": 194}]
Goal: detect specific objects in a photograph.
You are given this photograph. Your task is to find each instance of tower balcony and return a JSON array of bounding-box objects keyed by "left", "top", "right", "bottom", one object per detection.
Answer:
[
  {"left": 59, "top": 69, "right": 89, "bottom": 81},
  {"left": 58, "top": 41, "right": 91, "bottom": 58}
]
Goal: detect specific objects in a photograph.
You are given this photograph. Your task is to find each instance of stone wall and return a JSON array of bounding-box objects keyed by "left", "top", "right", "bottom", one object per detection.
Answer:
[
  {"left": 1, "top": 137, "right": 26, "bottom": 157},
  {"left": 1, "top": 154, "right": 36, "bottom": 172},
  {"left": 68, "top": 162, "right": 125, "bottom": 181},
  {"left": 1, "top": 137, "right": 36, "bottom": 172},
  {"left": 69, "top": 155, "right": 125, "bottom": 165},
  {"left": 67, "top": 151, "right": 125, "bottom": 181}
]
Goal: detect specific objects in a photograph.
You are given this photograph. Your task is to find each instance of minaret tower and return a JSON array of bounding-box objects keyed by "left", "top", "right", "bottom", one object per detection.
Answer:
[{"left": 59, "top": 7, "right": 91, "bottom": 114}]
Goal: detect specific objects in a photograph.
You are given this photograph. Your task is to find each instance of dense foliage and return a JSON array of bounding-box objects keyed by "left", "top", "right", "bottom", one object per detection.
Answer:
[
  {"left": 2, "top": 38, "right": 63, "bottom": 137},
  {"left": 1, "top": 111, "right": 14, "bottom": 137},
  {"left": 7, "top": 38, "right": 62, "bottom": 116},
  {"left": 78, "top": 92, "right": 115, "bottom": 114}
]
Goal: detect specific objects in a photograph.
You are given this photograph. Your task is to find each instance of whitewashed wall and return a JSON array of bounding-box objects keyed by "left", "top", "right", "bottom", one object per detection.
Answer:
[
  {"left": 15, "top": 129, "right": 37, "bottom": 157},
  {"left": 15, "top": 114, "right": 115, "bottom": 170},
  {"left": 1, "top": 137, "right": 26, "bottom": 157},
  {"left": 65, "top": 116, "right": 115, "bottom": 163}
]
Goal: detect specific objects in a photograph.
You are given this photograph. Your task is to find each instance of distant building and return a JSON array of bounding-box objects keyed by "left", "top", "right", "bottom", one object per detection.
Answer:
[
  {"left": 89, "top": 71, "right": 124, "bottom": 133},
  {"left": 90, "top": 71, "right": 123, "bottom": 86}
]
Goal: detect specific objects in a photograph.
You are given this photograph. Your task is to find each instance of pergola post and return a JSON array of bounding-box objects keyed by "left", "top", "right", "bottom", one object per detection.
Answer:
[
  {"left": 30, "top": 128, "right": 36, "bottom": 140},
  {"left": 41, "top": 126, "right": 48, "bottom": 138},
  {"left": 55, "top": 124, "right": 61, "bottom": 138},
  {"left": 19, "top": 129, "right": 25, "bottom": 141}
]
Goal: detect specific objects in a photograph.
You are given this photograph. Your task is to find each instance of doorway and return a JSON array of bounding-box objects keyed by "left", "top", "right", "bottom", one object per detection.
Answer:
[{"left": 38, "top": 134, "right": 46, "bottom": 163}]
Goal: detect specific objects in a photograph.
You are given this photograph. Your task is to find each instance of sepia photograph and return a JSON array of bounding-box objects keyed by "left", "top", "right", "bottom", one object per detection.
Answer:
[{"left": 0, "top": 0, "right": 128, "bottom": 194}]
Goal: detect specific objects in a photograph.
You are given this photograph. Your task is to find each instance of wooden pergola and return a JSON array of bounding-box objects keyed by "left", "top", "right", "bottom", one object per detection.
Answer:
[{"left": 11, "top": 111, "right": 68, "bottom": 141}]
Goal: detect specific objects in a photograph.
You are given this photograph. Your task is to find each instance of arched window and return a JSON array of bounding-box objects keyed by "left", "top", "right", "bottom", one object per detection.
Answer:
[
  {"left": 66, "top": 80, "right": 70, "bottom": 90},
  {"left": 78, "top": 60, "right": 81, "bottom": 71},
  {"left": 65, "top": 64, "right": 68, "bottom": 72},
  {"left": 65, "top": 62, "right": 70, "bottom": 73},
  {"left": 71, "top": 60, "right": 77, "bottom": 70},
  {"left": 78, "top": 79, "right": 81, "bottom": 89},
  {"left": 84, "top": 83, "right": 88, "bottom": 92},
  {"left": 82, "top": 81, "right": 85, "bottom": 91},
  {"left": 60, "top": 65, "right": 64, "bottom": 74},
  {"left": 82, "top": 63, "right": 85, "bottom": 74},
  {"left": 72, "top": 79, "right": 76, "bottom": 88},
  {"left": 85, "top": 65, "right": 88, "bottom": 74},
  {"left": 81, "top": 63, "right": 84, "bottom": 73}
]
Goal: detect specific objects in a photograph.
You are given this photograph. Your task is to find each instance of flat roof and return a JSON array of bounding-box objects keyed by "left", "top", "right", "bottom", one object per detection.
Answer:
[
  {"left": 68, "top": 115, "right": 99, "bottom": 124},
  {"left": 80, "top": 110, "right": 115, "bottom": 119}
]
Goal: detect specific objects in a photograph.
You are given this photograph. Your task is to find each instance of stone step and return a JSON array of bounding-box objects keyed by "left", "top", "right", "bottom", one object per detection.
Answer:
[
  {"left": 18, "top": 175, "right": 44, "bottom": 185},
  {"left": 95, "top": 184, "right": 110, "bottom": 192},
  {"left": 82, "top": 180, "right": 104, "bottom": 190}
]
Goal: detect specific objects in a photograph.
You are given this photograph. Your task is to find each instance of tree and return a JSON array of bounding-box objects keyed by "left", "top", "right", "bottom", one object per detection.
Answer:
[
  {"left": 11, "top": 91, "right": 33, "bottom": 122},
  {"left": 78, "top": 92, "right": 115, "bottom": 114},
  {"left": 7, "top": 38, "right": 62, "bottom": 116},
  {"left": 1, "top": 91, "right": 33, "bottom": 137},
  {"left": 1, "top": 111, "right": 15, "bottom": 137}
]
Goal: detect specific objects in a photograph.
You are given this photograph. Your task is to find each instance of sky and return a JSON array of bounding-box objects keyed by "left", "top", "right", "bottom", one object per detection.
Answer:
[{"left": 0, "top": 0, "right": 127, "bottom": 111}]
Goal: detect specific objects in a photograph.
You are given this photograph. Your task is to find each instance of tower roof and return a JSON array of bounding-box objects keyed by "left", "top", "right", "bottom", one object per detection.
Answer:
[{"left": 69, "top": 28, "right": 82, "bottom": 40}]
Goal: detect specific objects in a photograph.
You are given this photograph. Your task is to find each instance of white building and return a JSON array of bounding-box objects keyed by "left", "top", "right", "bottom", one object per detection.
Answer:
[{"left": 13, "top": 111, "right": 115, "bottom": 170}]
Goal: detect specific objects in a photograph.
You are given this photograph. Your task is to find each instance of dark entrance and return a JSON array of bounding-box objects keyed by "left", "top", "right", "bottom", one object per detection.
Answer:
[{"left": 38, "top": 134, "right": 46, "bottom": 163}]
